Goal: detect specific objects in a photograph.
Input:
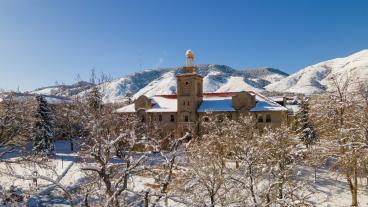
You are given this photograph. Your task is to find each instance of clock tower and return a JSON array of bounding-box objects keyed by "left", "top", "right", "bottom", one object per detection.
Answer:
[{"left": 176, "top": 50, "right": 203, "bottom": 136}]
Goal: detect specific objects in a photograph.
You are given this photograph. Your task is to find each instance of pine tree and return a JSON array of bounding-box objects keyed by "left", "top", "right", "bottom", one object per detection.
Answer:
[
  {"left": 296, "top": 97, "right": 317, "bottom": 147},
  {"left": 86, "top": 86, "right": 102, "bottom": 115},
  {"left": 32, "top": 95, "right": 55, "bottom": 155}
]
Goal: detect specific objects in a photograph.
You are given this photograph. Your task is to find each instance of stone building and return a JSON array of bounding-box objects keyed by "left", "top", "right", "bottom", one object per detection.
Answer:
[{"left": 117, "top": 50, "right": 288, "bottom": 137}]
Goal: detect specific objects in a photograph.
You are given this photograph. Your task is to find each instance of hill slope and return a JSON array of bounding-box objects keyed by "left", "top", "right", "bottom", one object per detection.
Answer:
[
  {"left": 100, "top": 65, "right": 288, "bottom": 102},
  {"left": 266, "top": 50, "right": 368, "bottom": 94},
  {"left": 31, "top": 65, "right": 288, "bottom": 103}
]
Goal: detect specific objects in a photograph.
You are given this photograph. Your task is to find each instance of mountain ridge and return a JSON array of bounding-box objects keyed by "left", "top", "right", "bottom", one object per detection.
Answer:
[
  {"left": 32, "top": 64, "right": 288, "bottom": 103},
  {"left": 265, "top": 49, "right": 368, "bottom": 94}
]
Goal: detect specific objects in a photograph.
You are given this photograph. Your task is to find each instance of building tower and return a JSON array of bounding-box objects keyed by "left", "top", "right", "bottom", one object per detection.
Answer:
[{"left": 176, "top": 50, "right": 203, "bottom": 136}]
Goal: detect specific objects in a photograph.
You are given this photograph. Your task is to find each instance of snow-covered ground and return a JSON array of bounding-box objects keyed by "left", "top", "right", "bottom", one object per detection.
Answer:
[{"left": 1, "top": 141, "right": 368, "bottom": 206}]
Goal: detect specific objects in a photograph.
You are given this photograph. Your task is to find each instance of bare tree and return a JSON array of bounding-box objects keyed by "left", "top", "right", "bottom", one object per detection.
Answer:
[{"left": 310, "top": 75, "right": 368, "bottom": 206}]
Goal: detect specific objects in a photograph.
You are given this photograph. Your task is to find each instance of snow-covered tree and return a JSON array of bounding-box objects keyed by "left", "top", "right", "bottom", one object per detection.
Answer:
[
  {"left": 296, "top": 97, "right": 318, "bottom": 147},
  {"left": 310, "top": 76, "right": 368, "bottom": 207},
  {"left": 86, "top": 85, "right": 102, "bottom": 117},
  {"left": 0, "top": 92, "right": 31, "bottom": 157},
  {"left": 32, "top": 95, "right": 55, "bottom": 155}
]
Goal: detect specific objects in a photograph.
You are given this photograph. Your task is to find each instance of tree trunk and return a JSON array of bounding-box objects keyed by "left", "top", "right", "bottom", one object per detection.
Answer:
[
  {"left": 210, "top": 194, "right": 215, "bottom": 207},
  {"left": 248, "top": 165, "right": 258, "bottom": 206},
  {"left": 84, "top": 192, "right": 90, "bottom": 207},
  {"left": 144, "top": 191, "right": 149, "bottom": 207},
  {"left": 347, "top": 162, "right": 359, "bottom": 207},
  {"left": 278, "top": 175, "right": 283, "bottom": 199},
  {"left": 352, "top": 166, "right": 358, "bottom": 207}
]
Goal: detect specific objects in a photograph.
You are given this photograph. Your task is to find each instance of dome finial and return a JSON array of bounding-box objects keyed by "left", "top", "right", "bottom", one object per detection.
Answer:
[{"left": 185, "top": 50, "right": 194, "bottom": 67}]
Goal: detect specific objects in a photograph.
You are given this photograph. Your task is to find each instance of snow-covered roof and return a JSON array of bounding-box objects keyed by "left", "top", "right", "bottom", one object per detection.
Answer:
[
  {"left": 116, "top": 103, "right": 136, "bottom": 113},
  {"left": 116, "top": 95, "right": 177, "bottom": 113},
  {"left": 146, "top": 96, "right": 177, "bottom": 112},
  {"left": 270, "top": 96, "right": 285, "bottom": 102},
  {"left": 117, "top": 91, "right": 287, "bottom": 113},
  {"left": 197, "top": 96, "right": 235, "bottom": 112},
  {"left": 249, "top": 92, "right": 288, "bottom": 112}
]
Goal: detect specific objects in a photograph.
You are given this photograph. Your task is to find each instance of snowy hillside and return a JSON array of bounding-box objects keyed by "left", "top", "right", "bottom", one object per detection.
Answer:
[
  {"left": 266, "top": 49, "right": 368, "bottom": 94},
  {"left": 32, "top": 81, "right": 94, "bottom": 97},
  {"left": 99, "top": 65, "right": 288, "bottom": 102},
  {"left": 30, "top": 65, "right": 287, "bottom": 103}
]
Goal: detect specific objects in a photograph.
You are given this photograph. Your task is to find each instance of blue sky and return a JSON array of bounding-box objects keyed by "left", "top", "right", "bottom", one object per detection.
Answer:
[{"left": 1, "top": 0, "right": 368, "bottom": 91}]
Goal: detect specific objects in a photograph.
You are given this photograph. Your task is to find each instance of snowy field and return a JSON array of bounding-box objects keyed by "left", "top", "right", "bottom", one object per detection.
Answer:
[{"left": 1, "top": 141, "right": 368, "bottom": 206}]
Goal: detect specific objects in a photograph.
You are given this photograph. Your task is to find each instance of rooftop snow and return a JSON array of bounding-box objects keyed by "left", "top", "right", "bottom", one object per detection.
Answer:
[
  {"left": 116, "top": 96, "right": 177, "bottom": 113},
  {"left": 197, "top": 96, "right": 235, "bottom": 112},
  {"left": 146, "top": 96, "right": 177, "bottom": 112},
  {"left": 116, "top": 103, "right": 136, "bottom": 113},
  {"left": 250, "top": 92, "right": 288, "bottom": 112},
  {"left": 117, "top": 91, "right": 287, "bottom": 113}
]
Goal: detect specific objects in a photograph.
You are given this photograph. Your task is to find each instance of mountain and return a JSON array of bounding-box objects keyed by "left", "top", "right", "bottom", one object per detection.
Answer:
[
  {"left": 32, "top": 81, "right": 95, "bottom": 97},
  {"left": 266, "top": 50, "right": 368, "bottom": 94},
  {"left": 30, "top": 65, "right": 288, "bottom": 103},
  {"left": 98, "top": 64, "right": 288, "bottom": 102}
]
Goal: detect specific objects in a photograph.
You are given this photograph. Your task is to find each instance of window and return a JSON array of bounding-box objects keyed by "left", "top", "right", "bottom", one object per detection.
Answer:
[
  {"left": 258, "top": 115, "right": 263, "bottom": 123},
  {"left": 187, "top": 101, "right": 190, "bottom": 106},
  {"left": 141, "top": 116, "right": 146, "bottom": 123},
  {"left": 203, "top": 116, "right": 209, "bottom": 122},
  {"left": 185, "top": 115, "right": 189, "bottom": 122},
  {"left": 266, "top": 114, "right": 271, "bottom": 123},
  {"left": 158, "top": 114, "right": 162, "bottom": 122},
  {"left": 227, "top": 113, "right": 232, "bottom": 120},
  {"left": 170, "top": 115, "right": 175, "bottom": 122}
]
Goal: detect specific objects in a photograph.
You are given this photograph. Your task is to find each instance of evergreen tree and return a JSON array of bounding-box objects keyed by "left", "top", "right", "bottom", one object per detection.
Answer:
[
  {"left": 32, "top": 95, "right": 55, "bottom": 155},
  {"left": 86, "top": 86, "right": 102, "bottom": 116},
  {"left": 297, "top": 97, "right": 317, "bottom": 147},
  {"left": 86, "top": 69, "right": 102, "bottom": 116}
]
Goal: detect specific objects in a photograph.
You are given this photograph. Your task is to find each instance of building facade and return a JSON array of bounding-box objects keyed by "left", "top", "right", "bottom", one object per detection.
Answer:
[{"left": 117, "top": 50, "right": 288, "bottom": 138}]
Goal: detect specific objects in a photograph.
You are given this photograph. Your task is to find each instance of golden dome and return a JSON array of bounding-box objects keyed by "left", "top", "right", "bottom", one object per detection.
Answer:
[{"left": 185, "top": 50, "right": 194, "bottom": 59}]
